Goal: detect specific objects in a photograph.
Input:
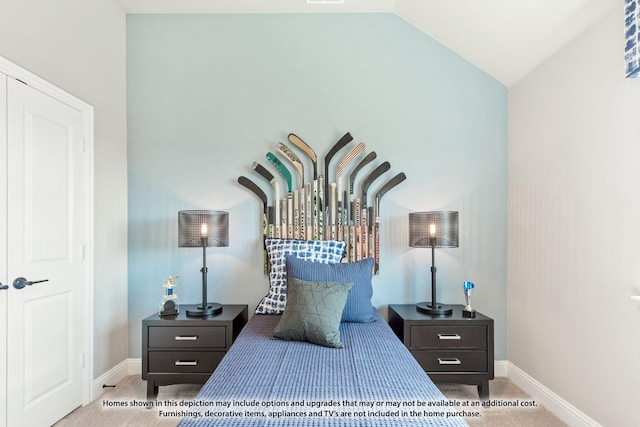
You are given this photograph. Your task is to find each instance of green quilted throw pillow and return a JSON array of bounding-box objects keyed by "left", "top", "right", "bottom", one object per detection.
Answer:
[{"left": 273, "top": 278, "right": 353, "bottom": 348}]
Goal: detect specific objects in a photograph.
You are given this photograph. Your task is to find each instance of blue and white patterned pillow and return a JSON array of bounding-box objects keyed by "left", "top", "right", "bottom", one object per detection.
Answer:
[
  {"left": 625, "top": 0, "right": 640, "bottom": 78},
  {"left": 255, "top": 239, "right": 346, "bottom": 314}
]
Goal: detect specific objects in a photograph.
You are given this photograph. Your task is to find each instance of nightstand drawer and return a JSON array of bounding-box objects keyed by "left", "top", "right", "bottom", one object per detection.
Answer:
[
  {"left": 148, "top": 351, "right": 225, "bottom": 373},
  {"left": 148, "top": 326, "right": 226, "bottom": 348},
  {"left": 413, "top": 350, "right": 487, "bottom": 372},
  {"left": 410, "top": 325, "right": 486, "bottom": 349}
]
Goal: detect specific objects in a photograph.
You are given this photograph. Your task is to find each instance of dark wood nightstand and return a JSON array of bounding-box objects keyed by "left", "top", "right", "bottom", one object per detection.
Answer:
[
  {"left": 389, "top": 304, "right": 494, "bottom": 399},
  {"left": 142, "top": 304, "right": 248, "bottom": 399}
]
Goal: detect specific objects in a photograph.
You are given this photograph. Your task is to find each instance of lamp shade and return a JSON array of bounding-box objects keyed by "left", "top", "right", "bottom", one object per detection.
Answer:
[
  {"left": 409, "top": 211, "right": 459, "bottom": 248},
  {"left": 178, "top": 210, "right": 229, "bottom": 248}
]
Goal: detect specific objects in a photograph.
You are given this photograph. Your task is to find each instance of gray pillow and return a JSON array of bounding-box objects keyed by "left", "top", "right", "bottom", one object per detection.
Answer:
[{"left": 273, "top": 278, "right": 353, "bottom": 348}]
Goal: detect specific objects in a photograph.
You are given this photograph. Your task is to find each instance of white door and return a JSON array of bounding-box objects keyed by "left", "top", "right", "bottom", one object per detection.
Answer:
[
  {"left": 5, "top": 76, "right": 84, "bottom": 426},
  {"left": 0, "top": 72, "right": 8, "bottom": 427}
]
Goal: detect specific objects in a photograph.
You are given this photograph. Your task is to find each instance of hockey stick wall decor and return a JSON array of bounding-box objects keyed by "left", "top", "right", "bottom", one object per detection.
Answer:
[
  {"left": 373, "top": 172, "right": 406, "bottom": 274},
  {"left": 238, "top": 131, "right": 406, "bottom": 273},
  {"left": 237, "top": 176, "right": 269, "bottom": 274}
]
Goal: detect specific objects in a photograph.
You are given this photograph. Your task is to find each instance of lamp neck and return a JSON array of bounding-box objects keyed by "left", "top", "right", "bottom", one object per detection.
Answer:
[
  {"left": 431, "top": 242, "right": 437, "bottom": 308},
  {"left": 201, "top": 240, "right": 208, "bottom": 309}
]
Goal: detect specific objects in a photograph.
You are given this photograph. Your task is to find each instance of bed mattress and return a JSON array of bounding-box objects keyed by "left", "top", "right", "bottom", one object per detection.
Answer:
[{"left": 178, "top": 312, "right": 468, "bottom": 426}]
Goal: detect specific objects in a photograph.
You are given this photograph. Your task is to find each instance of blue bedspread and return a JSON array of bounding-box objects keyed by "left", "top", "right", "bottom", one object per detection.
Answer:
[{"left": 178, "top": 312, "right": 468, "bottom": 426}]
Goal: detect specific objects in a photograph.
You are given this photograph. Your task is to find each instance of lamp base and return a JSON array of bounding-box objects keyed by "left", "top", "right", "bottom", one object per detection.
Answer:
[
  {"left": 416, "top": 302, "right": 453, "bottom": 316},
  {"left": 186, "top": 302, "right": 223, "bottom": 317}
]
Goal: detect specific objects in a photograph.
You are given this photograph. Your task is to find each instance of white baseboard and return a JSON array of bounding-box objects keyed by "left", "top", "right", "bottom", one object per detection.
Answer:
[
  {"left": 91, "top": 358, "right": 142, "bottom": 402},
  {"left": 128, "top": 357, "right": 142, "bottom": 376},
  {"left": 494, "top": 359, "right": 509, "bottom": 377},
  {"left": 505, "top": 361, "right": 601, "bottom": 427}
]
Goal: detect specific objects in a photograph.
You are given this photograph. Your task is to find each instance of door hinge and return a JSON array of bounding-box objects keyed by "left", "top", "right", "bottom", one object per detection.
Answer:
[
  {"left": 82, "top": 244, "right": 86, "bottom": 261},
  {"left": 82, "top": 137, "right": 86, "bottom": 153},
  {"left": 81, "top": 352, "right": 86, "bottom": 368}
]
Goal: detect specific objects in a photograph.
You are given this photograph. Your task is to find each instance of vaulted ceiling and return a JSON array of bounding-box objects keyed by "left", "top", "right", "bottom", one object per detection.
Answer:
[{"left": 114, "top": 0, "right": 618, "bottom": 86}]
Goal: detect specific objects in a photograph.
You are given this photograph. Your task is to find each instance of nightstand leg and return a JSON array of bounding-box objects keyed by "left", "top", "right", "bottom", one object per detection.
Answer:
[
  {"left": 146, "top": 380, "right": 158, "bottom": 400},
  {"left": 478, "top": 380, "right": 489, "bottom": 400}
]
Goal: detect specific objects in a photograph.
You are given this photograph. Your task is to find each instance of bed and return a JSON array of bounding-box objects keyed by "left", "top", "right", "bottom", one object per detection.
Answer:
[
  {"left": 177, "top": 312, "right": 468, "bottom": 426},
  {"left": 178, "top": 239, "right": 469, "bottom": 426}
]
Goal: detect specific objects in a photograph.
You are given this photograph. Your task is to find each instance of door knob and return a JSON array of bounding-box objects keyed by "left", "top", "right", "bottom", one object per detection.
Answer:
[
  {"left": 0, "top": 282, "right": 7, "bottom": 291},
  {"left": 13, "top": 277, "right": 49, "bottom": 290}
]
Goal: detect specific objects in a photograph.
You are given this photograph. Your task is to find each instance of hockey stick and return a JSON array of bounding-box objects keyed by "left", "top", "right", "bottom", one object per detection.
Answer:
[
  {"left": 276, "top": 141, "right": 304, "bottom": 189},
  {"left": 317, "top": 175, "right": 324, "bottom": 239},
  {"left": 252, "top": 161, "right": 275, "bottom": 185},
  {"left": 288, "top": 133, "right": 319, "bottom": 238},
  {"left": 348, "top": 151, "right": 377, "bottom": 223},
  {"left": 287, "top": 133, "right": 317, "bottom": 179},
  {"left": 335, "top": 142, "right": 365, "bottom": 242},
  {"left": 252, "top": 161, "right": 280, "bottom": 238},
  {"left": 276, "top": 142, "right": 306, "bottom": 239},
  {"left": 347, "top": 151, "right": 377, "bottom": 260},
  {"left": 237, "top": 176, "right": 269, "bottom": 274},
  {"left": 325, "top": 132, "right": 353, "bottom": 180},
  {"left": 336, "top": 142, "right": 365, "bottom": 209},
  {"left": 276, "top": 142, "right": 305, "bottom": 239},
  {"left": 323, "top": 132, "right": 353, "bottom": 225},
  {"left": 266, "top": 152, "right": 292, "bottom": 193},
  {"left": 306, "top": 182, "right": 313, "bottom": 239},
  {"left": 361, "top": 161, "right": 391, "bottom": 215},
  {"left": 361, "top": 161, "right": 391, "bottom": 260},
  {"left": 266, "top": 152, "right": 294, "bottom": 238},
  {"left": 373, "top": 172, "right": 407, "bottom": 273},
  {"left": 237, "top": 175, "right": 268, "bottom": 220},
  {"left": 329, "top": 182, "right": 337, "bottom": 240},
  {"left": 373, "top": 172, "right": 407, "bottom": 227}
]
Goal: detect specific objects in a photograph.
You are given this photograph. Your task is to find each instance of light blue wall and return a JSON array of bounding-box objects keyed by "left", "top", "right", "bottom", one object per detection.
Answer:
[{"left": 127, "top": 13, "right": 507, "bottom": 358}]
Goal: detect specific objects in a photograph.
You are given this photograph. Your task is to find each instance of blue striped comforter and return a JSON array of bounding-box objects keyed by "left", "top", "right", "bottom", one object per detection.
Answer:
[{"left": 178, "top": 312, "right": 468, "bottom": 426}]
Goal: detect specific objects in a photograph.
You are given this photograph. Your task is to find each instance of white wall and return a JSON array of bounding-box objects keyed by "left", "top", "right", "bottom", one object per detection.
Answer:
[
  {"left": 0, "top": 0, "right": 128, "bottom": 379},
  {"left": 508, "top": 3, "right": 640, "bottom": 426}
]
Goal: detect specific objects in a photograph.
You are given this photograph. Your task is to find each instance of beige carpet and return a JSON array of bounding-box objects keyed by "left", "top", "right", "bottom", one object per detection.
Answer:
[
  {"left": 55, "top": 376, "right": 566, "bottom": 426},
  {"left": 438, "top": 380, "right": 567, "bottom": 427}
]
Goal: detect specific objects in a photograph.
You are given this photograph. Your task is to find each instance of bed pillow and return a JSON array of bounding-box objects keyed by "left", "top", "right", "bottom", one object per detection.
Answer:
[
  {"left": 273, "top": 278, "right": 352, "bottom": 348},
  {"left": 255, "top": 239, "right": 346, "bottom": 314},
  {"left": 286, "top": 256, "right": 376, "bottom": 323}
]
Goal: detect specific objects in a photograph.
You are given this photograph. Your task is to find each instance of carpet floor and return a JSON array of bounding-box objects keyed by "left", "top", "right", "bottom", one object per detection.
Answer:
[{"left": 54, "top": 376, "right": 566, "bottom": 426}]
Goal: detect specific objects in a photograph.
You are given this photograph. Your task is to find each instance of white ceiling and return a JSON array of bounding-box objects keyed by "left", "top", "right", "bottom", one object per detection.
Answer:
[{"left": 114, "top": 0, "right": 618, "bottom": 86}]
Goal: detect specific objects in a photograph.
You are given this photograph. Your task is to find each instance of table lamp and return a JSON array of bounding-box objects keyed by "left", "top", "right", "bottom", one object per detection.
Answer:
[
  {"left": 409, "top": 211, "right": 459, "bottom": 315},
  {"left": 178, "top": 210, "right": 228, "bottom": 316}
]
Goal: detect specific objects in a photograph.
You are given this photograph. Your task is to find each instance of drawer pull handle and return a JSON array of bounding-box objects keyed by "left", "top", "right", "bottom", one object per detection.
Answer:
[
  {"left": 175, "top": 335, "right": 198, "bottom": 341},
  {"left": 438, "top": 358, "right": 462, "bottom": 365},
  {"left": 437, "top": 334, "right": 461, "bottom": 340},
  {"left": 175, "top": 360, "right": 198, "bottom": 366}
]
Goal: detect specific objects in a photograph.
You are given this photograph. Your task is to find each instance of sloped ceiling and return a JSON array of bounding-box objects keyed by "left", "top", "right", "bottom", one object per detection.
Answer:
[{"left": 114, "top": 0, "right": 618, "bottom": 86}]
